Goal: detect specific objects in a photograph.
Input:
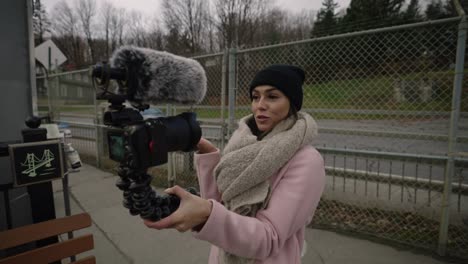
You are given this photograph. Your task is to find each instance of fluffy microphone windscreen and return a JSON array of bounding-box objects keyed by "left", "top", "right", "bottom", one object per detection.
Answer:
[{"left": 110, "top": 46, "right": 207, "bottom": 105}]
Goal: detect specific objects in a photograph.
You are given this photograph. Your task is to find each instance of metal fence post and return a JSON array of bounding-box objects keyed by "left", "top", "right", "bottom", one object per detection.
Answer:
[
  {"left": 437, "top": 15, "right": 467, "bottom": 256},
  {"left": 220, "top": 49, "right": 228, "bottom": 150},
  {"left": 166, "top": 104, "right": 175, "bottom": 187},
  {"left": 93, "top": 81, "right": 102, "bottom": 168},
  {"left": 44, "top": 76, "right": 53, "bottom": 118},
  {"left": 96, "top": 105, "right": 105, "bottom": 169},
  {"left": 52, "top": 75, "right": 61, "bottom": 121},
  {"left": 227, "top": 48, "right": 237, "bottom": 138}
]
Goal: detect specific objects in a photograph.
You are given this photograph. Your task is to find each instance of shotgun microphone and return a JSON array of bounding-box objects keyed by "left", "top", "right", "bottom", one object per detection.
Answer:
[{"left": 93, "top": 46, "right": 207, "bottom": 105}]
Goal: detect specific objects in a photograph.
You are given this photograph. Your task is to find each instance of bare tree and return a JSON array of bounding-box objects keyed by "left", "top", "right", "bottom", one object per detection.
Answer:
[
  {"left": 76, "top": 0, "right": 97, "bottom": 63},
  {"left": 204, "top": 4, "right": 218, "bottom": 52},
  {"left": 126, "top": 10, "right": 150, "bottom": 47},
  {"left": 252, "top": 8, "right": 314, "bottom": 45},
  {"left": 282, "top": 10, "right": 314, "bottom": 41},
  {"left": 255, "top": 7, "right": 286, "bottom": 45},
  {"left": 147, "top": 18, "right": 165, "bottom": 50},
  {"left": 49, "top": 0, "right": 315, "bottom": 67},
  {"left": 162, "top": 0, "right": 210, "bottom": 54},
  {"left": 50, "top": 1, "right": 76, "bottom": 37},
  {"left": 100, "top": 1, "right": 117, "bottom": 58},
  {"left": 98, "top": 4, "right": 127, "bottom": 55},
  {"left": 213, "top": 0, "right": 271, "bottom": 49},
  {"left": 111, "top": 8, "right": 127, "bottom": 50},
  {"left": 50, "top": 0, "right": 85, "bottom": 68}
]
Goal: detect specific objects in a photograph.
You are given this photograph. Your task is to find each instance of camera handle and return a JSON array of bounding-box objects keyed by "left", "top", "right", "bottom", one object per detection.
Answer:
[{"left": 115, "top": 146, "right": 198, "bottom": 221}]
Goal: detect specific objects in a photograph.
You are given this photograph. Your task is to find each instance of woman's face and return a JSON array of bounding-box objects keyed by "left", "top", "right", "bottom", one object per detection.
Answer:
[{"left": 251, "top": 85, "right": 290, "bottom": 132}]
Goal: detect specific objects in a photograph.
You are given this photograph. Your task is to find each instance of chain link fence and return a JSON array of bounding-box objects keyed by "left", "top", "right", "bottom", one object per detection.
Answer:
[
  {"left": 37, "top": 70, "right": 98, "bottom": 165},
  {"left": 232, "top": 17, "right": 468, "bottom": 259},
  {"left": 37, "top": 17, "right": 467, "bottom": 260}
]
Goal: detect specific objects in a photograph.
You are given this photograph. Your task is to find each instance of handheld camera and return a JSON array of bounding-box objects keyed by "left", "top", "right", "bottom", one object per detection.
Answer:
[{"left": 91, "top": 62, "right": 201, "bottom": 221}]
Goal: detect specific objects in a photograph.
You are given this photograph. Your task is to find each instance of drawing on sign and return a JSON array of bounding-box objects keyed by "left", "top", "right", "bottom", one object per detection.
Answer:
[{"left": 20, "top": 150, "right": 55, "bottom": 177}]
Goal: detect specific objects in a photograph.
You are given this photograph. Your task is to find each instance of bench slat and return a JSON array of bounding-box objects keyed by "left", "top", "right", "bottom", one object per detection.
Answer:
[
  {"left": 0, "top": 213, "right": 91, "bottom": 250},
  {"left": 0, "top": 234, "right": 94, "bottom": 264}
]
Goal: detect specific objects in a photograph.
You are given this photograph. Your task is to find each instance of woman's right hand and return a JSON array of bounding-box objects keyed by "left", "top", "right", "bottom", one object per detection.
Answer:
[
  {"left": 144, "top": 186, "right": 212, "bottom": 232},
  {"left": 197, "top": 137, "right": 217, "bottom": 154}
]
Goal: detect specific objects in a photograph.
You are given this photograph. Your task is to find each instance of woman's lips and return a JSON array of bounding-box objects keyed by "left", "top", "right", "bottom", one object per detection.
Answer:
[{"left": 256, "top": 115, "right": 269, "bottom": 122}]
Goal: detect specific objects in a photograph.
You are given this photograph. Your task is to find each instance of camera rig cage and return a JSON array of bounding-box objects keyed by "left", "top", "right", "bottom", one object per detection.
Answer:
[{"left": 92, "top": 63, "right": 201, "bottom": 221}]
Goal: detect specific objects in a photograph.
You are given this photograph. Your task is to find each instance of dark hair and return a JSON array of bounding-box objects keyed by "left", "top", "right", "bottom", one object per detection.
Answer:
[{"left": 288, "top": 105, "right": 298, "bottom": 120}]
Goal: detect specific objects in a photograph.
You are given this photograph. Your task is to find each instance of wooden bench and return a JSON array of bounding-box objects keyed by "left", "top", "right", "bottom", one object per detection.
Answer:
[{"left": 0, "top": 213, "right": 95, "bottom": 264}]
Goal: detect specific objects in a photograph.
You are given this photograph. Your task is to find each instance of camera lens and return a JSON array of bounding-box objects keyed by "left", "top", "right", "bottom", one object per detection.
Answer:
[{"left": 159, "top": 112, "right": 201, "bottom": 152}]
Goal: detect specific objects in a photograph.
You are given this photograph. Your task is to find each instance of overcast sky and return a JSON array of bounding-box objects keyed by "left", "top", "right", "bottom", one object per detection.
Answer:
[{"left": 42, "top": 0, "right": 353, "bottom": 17}]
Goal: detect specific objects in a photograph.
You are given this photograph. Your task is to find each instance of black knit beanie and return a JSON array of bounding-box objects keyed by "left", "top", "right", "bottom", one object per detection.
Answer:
[{"left": 249, "top": 64, "right": 305, "bottom": 111}]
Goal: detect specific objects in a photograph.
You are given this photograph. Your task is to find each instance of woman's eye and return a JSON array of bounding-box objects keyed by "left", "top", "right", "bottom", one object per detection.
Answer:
[{"left": 252, "top": 95, "right": 259, "bottom": 100}]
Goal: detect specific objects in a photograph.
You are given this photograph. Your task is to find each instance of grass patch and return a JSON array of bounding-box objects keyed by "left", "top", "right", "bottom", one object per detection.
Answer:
[
  {"left": 302, "top": 73, "right": 453, "bottom": 111},
  {"left": 179, "top": 70, "right": 459, "bottom": 120},
  {"left": 59, "top": 106, "right": 95, "bottom": 114},
  {"left": 45, "top": 70, "right": 465, "bottom": 120}
]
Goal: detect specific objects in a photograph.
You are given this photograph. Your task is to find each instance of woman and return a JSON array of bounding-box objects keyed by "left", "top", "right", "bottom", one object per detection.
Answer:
[{"left": 145, "top": 64, "right": 326, "bottom": 264}]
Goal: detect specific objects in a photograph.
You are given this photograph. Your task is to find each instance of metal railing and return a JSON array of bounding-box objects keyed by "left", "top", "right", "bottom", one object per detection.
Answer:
[{"left": 36, "top": 17, "right": 468, "bottom": 260}]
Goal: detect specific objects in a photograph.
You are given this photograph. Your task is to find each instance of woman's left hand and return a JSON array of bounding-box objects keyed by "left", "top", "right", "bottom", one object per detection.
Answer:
[{"left": 143, "top": 185, "right": 212, "bottom": 232}]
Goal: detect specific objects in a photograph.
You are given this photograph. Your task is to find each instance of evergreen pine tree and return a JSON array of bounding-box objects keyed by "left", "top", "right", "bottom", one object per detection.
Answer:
[
  {"left": 403, "top": 0, "right": 423, "bottom": 22},
  {"left": 312, "top": 0, "right": 339, "bottom": 37},
  {"left": 425, "top": 0, "right": 450, "bottom": 20},
  {"left": 341, "top": 0, "right": 405, "bottom": 32},
  {"left": 32, "top": 0, "right": 51, "bottom": 45}
]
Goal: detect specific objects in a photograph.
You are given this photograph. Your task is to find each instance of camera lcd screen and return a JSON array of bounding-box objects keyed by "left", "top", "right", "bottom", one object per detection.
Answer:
[{"left": 107, "top": 130, "right": 125, "bottom": 162}]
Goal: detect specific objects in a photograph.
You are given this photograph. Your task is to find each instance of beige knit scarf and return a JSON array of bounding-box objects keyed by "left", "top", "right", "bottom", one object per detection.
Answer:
[{"left": 214, "top": 112, "right": 318, "bottom": 264}]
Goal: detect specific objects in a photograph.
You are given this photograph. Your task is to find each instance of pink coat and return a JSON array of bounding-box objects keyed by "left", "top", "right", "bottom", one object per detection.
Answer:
[{"left": 192, "top": 145, "right": 326, "bottom": 264}]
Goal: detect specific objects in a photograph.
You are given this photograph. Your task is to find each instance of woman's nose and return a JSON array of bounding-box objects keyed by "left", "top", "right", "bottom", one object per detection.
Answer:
[{"left": 257, "top": 97, "right": 267, "bottom": 109}]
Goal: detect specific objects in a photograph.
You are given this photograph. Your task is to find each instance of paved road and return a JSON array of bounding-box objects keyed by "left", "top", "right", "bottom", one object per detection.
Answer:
[
  {"left": 58, "top": 114, "right": 468, "bottom": 155},
  {"left": 315, "top": 118, "right": 468, "bottom": 155}
]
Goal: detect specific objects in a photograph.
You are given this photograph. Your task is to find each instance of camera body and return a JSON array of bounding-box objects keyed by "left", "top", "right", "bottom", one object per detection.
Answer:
[
  {"left": 106, "top": 109, "right": 201, "bottom": 170},
  {"left": 103, "top": 93, "right": 201, "bottom": 170}
]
